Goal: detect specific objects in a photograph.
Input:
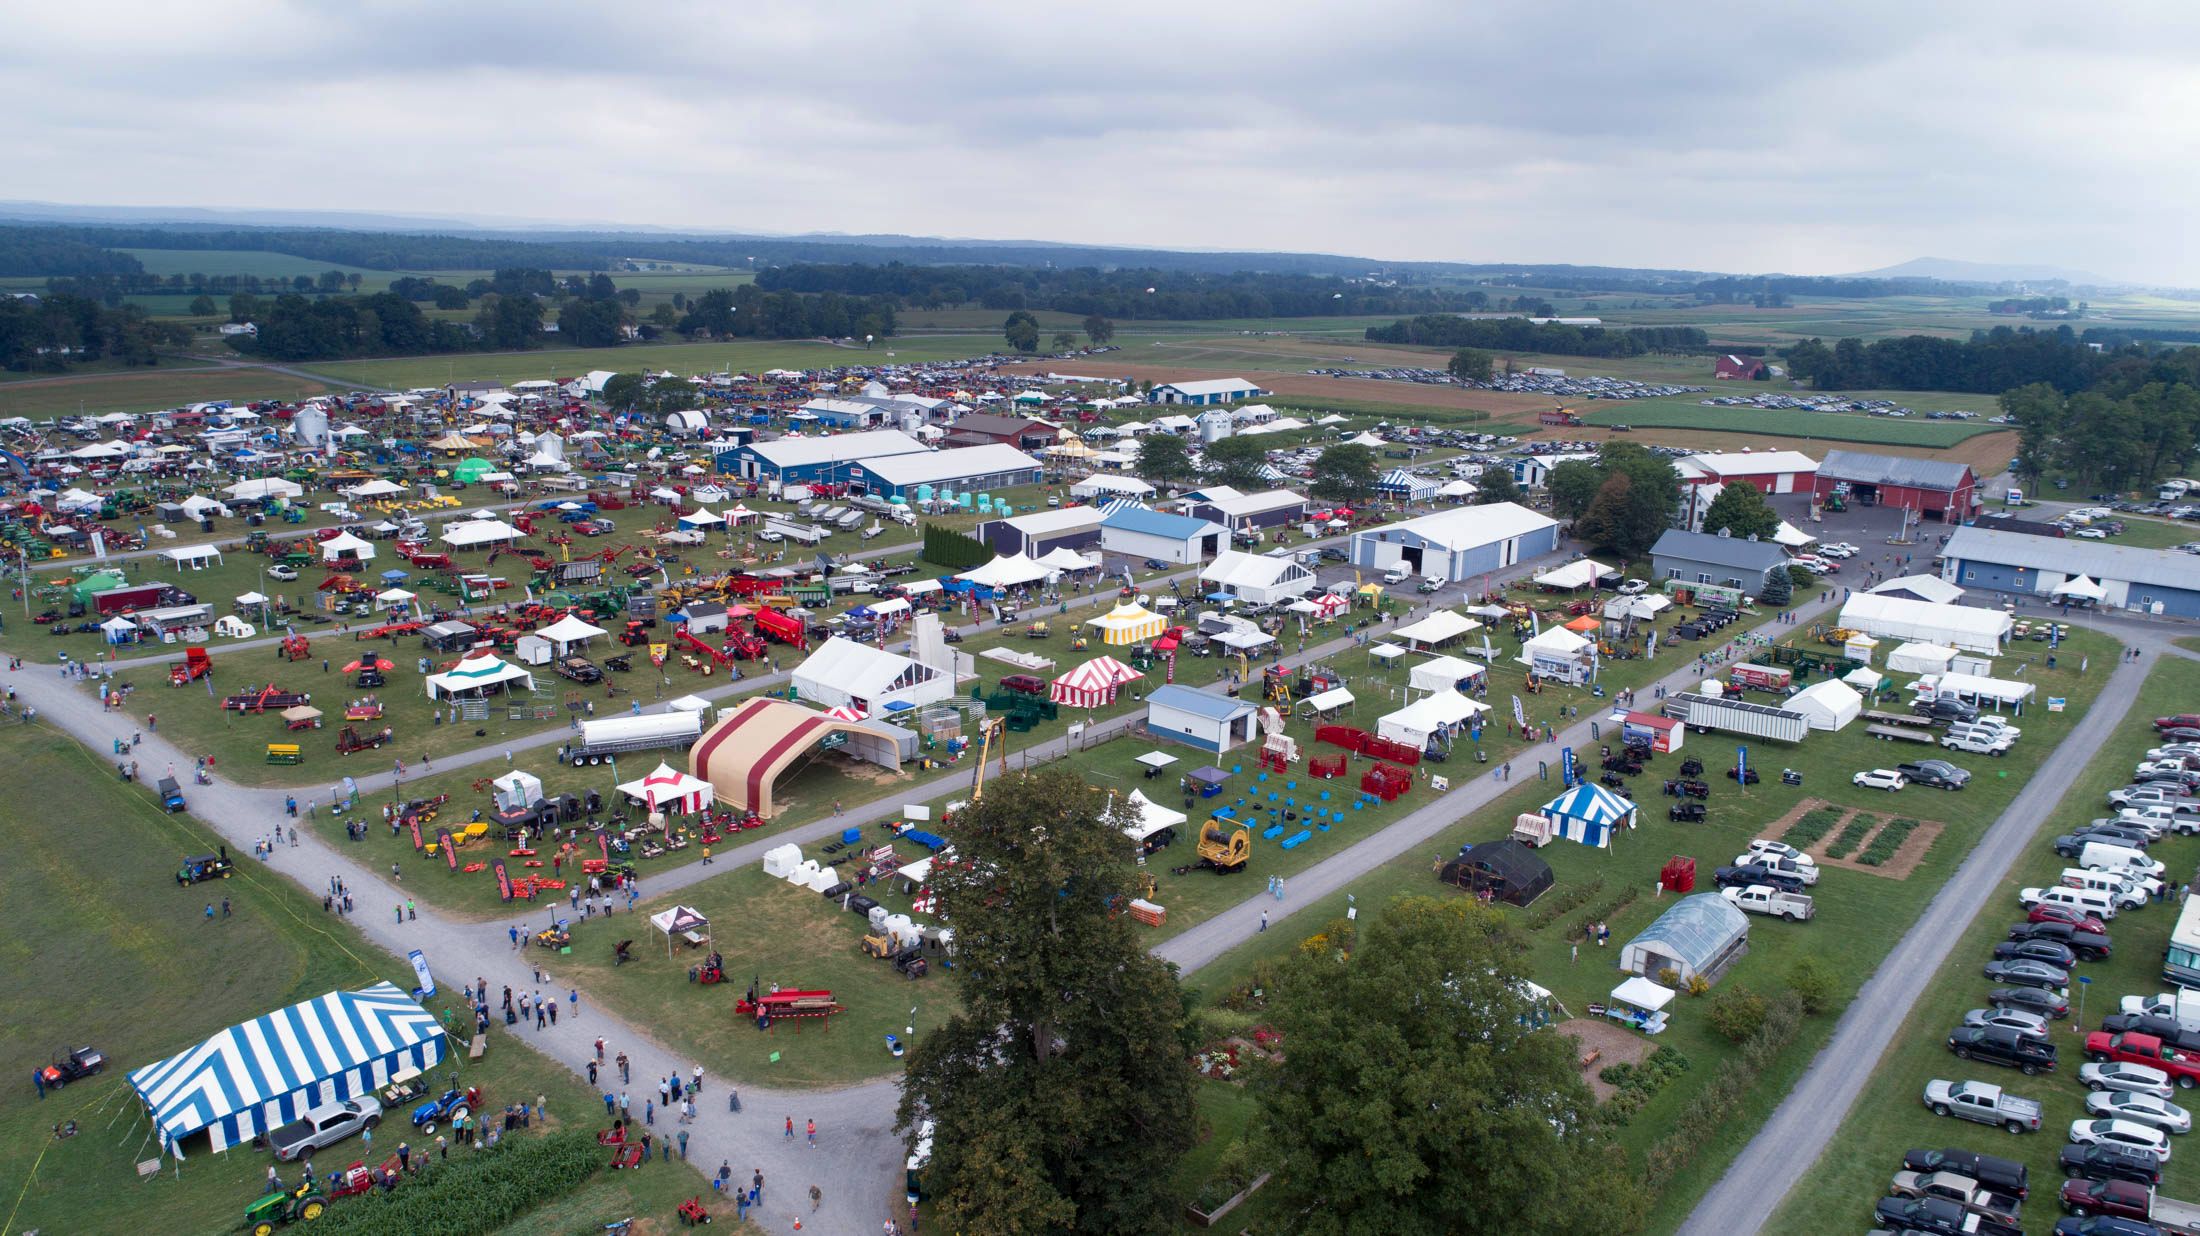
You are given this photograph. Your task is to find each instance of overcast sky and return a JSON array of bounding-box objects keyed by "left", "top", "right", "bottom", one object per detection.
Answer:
[{"left": 8, "top": 2, "right": 2195, "bottom": 282}]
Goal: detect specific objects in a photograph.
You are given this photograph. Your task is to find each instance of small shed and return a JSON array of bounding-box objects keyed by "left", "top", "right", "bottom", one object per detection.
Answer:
[
  {"left": 1144, "top": 685, "right": 1259, "bottom": 754},
  {"left": 1620, "top": 893, "right": 1749, "bottom": 986},
  {"left": 1438, "top": 839, "right": 1554, "bottom": 906}
]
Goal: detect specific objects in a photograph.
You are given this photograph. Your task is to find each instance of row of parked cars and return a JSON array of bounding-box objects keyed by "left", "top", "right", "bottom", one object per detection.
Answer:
[{"left": 1876, "top": 716, "right": 2200, "bottom": 1235}]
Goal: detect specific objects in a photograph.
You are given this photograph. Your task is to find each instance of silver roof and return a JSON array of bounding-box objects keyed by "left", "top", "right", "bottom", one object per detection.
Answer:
[
  {"left": 1817, "top": 449, "right": 1972, "bottom": 491},
  {"left": 1946, "top": 526, "right": 2200, "bottom": 592}
]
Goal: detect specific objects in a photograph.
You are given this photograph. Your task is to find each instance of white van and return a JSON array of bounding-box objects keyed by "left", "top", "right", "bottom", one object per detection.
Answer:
[
  {"left": 2061, "top": 867, "right": 2155, "bottom": 908},
  {"left": 2080, "top": 841, "right": 2165, "bottom": 881},
  {"left": 2024, "top": 884, "right": 2120, "bottom": 920}
]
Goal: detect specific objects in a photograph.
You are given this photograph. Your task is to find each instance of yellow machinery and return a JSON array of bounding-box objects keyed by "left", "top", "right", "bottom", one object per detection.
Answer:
[
  {"left": 861, "top": 932, "right": 894, "bottom": 959},
  {"left": 1196, "top": 818, "right": 1251, "bottom": 874},
  {"left": 970, "top": 716, "right": 1009, "bottom": 802}
]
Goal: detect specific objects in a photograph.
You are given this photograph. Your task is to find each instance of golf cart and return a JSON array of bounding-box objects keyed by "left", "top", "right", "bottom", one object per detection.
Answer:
[
  {"left": 40, "top": 1046, "right": 105, "bottom": 1089},
  {"left": 177, "top": 849, "right": 234, "bottom": 885},
  {"left": 156, "top": 776, "right": 187, "bottom": 813}
]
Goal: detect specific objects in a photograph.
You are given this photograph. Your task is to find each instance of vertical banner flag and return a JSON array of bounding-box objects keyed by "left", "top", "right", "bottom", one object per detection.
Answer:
[
  {"left": 494, "top": 859, "right": 513, "bottom": 901},
  {"left": 1560, "top": 745, "right": 1576, "bottom": 787},
  {"left": 439, "top": 828, "right": 457, "bottom": 870},
  {"left": 1736, "top": 744, "right": 1749, "bottom": 784},
  {"left": 407, "top": 948, "right": 436, "bottom": 1000}
]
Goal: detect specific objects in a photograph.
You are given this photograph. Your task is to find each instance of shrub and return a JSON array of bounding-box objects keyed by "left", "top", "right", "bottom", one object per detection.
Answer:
[
  {"left": 1781, "top": 806, "right": 1845, "bottom": 849},
  {"left": 1686, "top": 974, "right": 1711, "bottom": 998},
  {"left": 1705, "top": 988, "right": 1768, "bottom": 1042},
  {"left": 1788, "top": 956, "right": 1838, "bottom": 1015},
  {"left": 1641, "top": 993, "right": 1806, "bottom": 1191},
  {"left": 1858, "top": 818, "right": 1921, "bottom": 866},
  {"left": 1571, "top": 886, "right": 1640, "bottom": 941},
  {"left": 1825, "top": 811, "right": 1878, "bottom": 859},
  {"left": 1526, "top": 877, "right": 1606, "bottom": 931},
  {"left": 1600, "top": 1046, "right": 1692, "bottom": 1124},
  {"left": 315, "top": 1130, "right": 602, "bottom": 1236},
  {"left": 1655, "top": 967, "right": 1680, "bottom": 988}
]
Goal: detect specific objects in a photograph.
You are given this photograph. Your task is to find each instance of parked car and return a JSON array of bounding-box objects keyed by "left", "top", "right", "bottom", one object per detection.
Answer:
[
  {"left": 1618, "top": 578, "right": 1649, "bottom": 595},
  {"left": 2068, "top": 1118, "right": 2172, "bottom": 1164},
  {"left": 1993, "top": 986, "right": 2072, "bottom": 1020},
  {"left": 1905, "top": 1147, "right": 2030, "bottom": 1197},
  {"left": 1964, "top": 1008, "right": 2052, "bottom": 1040},
  {"left": 1728, "top": 852, "right": 1819, "bottom": 885},
  {"left": 2085, "top": 1032, "right": 2200, "bottom": 1091},
  {"left": 1950, "top": 1024, "right": 2060, "bottom": 1074},
  {"left": 1721, "top": 884, "right": 1814, "bottom": 921},
  {"left": 2008, "top": 921, "right": 2112, "bottom": 960},
  {"left": 1992, "top": 939, "right": 2080, "bottom": 969},
  {"left": 2055, "top": 1182, "right": 2197, "bottom": 1233},
  {"left": 270, "top": 1098, "right": 382, "bottom": 1162},
  {"left": 1668, "top": 801, "right": 1706, "bottom": 822},
  {"left": 2084, "top": 1090, "right": 2193, "bottom": 1135},
  {"left": 1897, "top": 759, "right": 1973, "bottom": 790},
  {"left": 2058, "top": 1140, "right": 2164, "bottom": 1187},
  {"left": 2096, "top": 1015, "right": 2200, "bottom": 1054},
  {"left": 1854, "top": 768, "right": 1909, "bottom": 792},
  {"left": 1915, "top": 697, "right": 1983, "bottom": 724},
  {"left": 1712, "top": 863, "right": 1807, "bottom": 894},
  {"left": 1888, "top": 1169, "right": 2026, "bottom": 1223},
  {"left": 1874, "top": 1195, "right": 2021, "bottom": 1236},
  {"left": 1745, "top": 839, "right": 1811, "bottom": 863},
  {"left": 2030, "top": 904, "right": 2110, "bottom": 934},
  {"left": 2153, "top": 715, "right": 2200, "bottom": 732},
  {"left": 1984, "top": 959, "right": 2072, "bottom": 991},
  {"left": 267, "top": 564, "right": 299, "bottom": 582},
  {"left": 2082, "top": 1062, "right": 2178, "bottom": 1101},
  {"left": 998, "top": 674, "right": 1047, "bottom": 696}
]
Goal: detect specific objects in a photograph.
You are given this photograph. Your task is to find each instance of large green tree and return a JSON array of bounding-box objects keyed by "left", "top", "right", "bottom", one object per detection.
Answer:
[
  {"left": 600, "top": 372, "right": 647, "bottom": 413},
  {"left": 1572, "top": 472, "right": 1635, "bottom": 553},
  {"left": 1699, "top": 482, "right": 1780, "bottom": 540},
  {"left": 1447, "top": 347, "right": 1494, "bottom": 382},
  {"left": 1543, "top": 459, "right": 1604, "bottom": 521},
  {"left": 1004, "top": 310, "right": 1041, "bottom": 353},
  {"left": 1311, "top": 442, "right": 1378, "bottom": 505},
  {"left": 1204, "top": 435, "right": 1269, "bottom": 487},
  {"left": 1136, "top": 433, "right": 1197, "bottom": 488},
  {"left": 1253, "top": 897, "right": 1642, "bottom": 1236},
  {"left": 1083, "top": 314, "right": 1116, "bottom": 345},
  {"left": 898, "top": 769, "right": 1197, "bottom": 1235},
  {"left": 1473, "top": 466, "right": 1525, "bottom": 506}
]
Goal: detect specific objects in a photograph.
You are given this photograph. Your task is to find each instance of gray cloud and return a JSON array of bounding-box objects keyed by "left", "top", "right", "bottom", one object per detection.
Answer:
[{"left": 5, "top": 0, "right": 2195, "bottom": 281}]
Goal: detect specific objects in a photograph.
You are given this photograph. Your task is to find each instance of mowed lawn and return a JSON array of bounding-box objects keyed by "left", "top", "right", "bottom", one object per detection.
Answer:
[
  {"left": 1580, "top": 396, "right": 2005, "bottom": 447},
  {"left": 0, "top": 724, "right": 698, "bottom": 1236},
  {"left": 1180, "top": 625, "right": 2121, "bottom": 1235},
  {"left": 0, "top": 366, "right": 334, "bottom": 418},
  {"left": 1771, "top": 654, "right": 2200, "bottom": 1229}
]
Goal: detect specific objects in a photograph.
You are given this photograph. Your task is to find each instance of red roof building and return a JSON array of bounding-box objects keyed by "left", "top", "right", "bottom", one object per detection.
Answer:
[{"left": 1713, "top": 354, "right": 1766, "bottom": 380}]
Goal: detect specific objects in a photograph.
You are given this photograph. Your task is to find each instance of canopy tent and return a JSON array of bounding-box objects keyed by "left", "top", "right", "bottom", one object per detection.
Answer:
[
  {"left": 1603, "top": 593, "right": 1673, "bottom": 622},
  {"left": 1436, "top": 478, "right": 1478, "bottom": 499},
  {"left": 1298, "top": 685, "right": 1356, "bottom": 716},
  {"left": 1391, "top": 610, "right": 1482, "bottom": 650},
  {"left": 319, "top": 531, "right": 375, "bottom": 563},
  {"left": 127, "top": 982, "right": 443, "bottom": 1157},
  {"left": 491, "top": 769, "right": 544, "bottom": 812},
  {"left": 344, "top": 478, "right": 406, "bottom": 498},
  {"left": 1037, "top": 546, "right": 1100, "bottom": 573},
  {"left": 2052, "top": 575, "right": 2106, "bottom": 602},
  {"left": 1087, "top": 601, "right": 1167, "bottom": 646},
  {"left": 280, "top": 704, "right": 323, "bottom": 727},
  {"left": 159, "top": 543, "right": 222, "bottom": 569},
  {"left": 424, "top": 654, "right": 534, "bottom": 700},
  {"left": 1050, "top": 656, "right": 1143, "bottom": 707},
  {"left": 1533, "top": 559, "right": 1612, "bottom": 591},
  {"left": 1376, "top": 689, "right": 1488, "bottom": 749},
  {"left": 224, "top": 478, "right": 302, "bottom": 501},
  {"left": 647, "top": 905, "right": 712, "bottom": 959},
  {"left": 618, "top": 761, "right": 716, "bottom": 813},
  {"left": 1119, "top": 788, "right": 1188, "bottom": 846},
  {"left": 1838, "top": 593, "right": 2010, "bottom": 655},
  {"left": 956, "top": 553, "right": 1050, "bottom": 590},
  {"left": 375, "top": 587, "right": 416, "bottom": 608},
  {"left": 1611, "top": 975, "right": 1676, "bottom": 1015},
  {"left": 677, "top": 507, "right": 726, "bottom": 529},
  {"left": 1772, "top": 520, "right": 1815, "bottom": 548},
  {"left": 1914, "top": 672, "right": 2037, "bottom": 707},
  {"left": 1538, "top": 781, "right": 1636, "bottom": 848},
  {"left": 1844, "top": 666, "right": 1887, "bottom": 694},
  {"left": 1786, "top": 679, "right": 1863, "bottom": 731},
  {"left": 1212, "top": 627, "right": 1274, "bottom": 651},
  {"left": 439, "top": 518, "right": 522, "bottom": 548},
  {"left": 1884, "top": 641, "right": 1958, "bottom": 675},
  {"left": 1409, "top": 655, "right": 1486, "bottom": 693},
  {"left": 1519, "top": 626, "right": 1596, "bottom": 682},
  {"left": 534, "top": 613, "right": 608, "bottom": 653}
]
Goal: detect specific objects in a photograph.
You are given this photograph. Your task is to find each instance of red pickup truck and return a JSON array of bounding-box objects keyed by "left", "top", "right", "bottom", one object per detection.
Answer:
[
  {"left": 2058, "top": 1176, "right": 2200, "bottom": 1231},
  {"left": 2084, "top": 1031, "right": 2200, "bottom": 1088}
]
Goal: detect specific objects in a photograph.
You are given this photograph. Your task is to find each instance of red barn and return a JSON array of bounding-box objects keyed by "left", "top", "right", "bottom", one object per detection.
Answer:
[
  {"left": 1812, "top": 449, "right": 1977, "bottom": 523},
  {"left": 1713, "top": 354, "right": 1767, "bottom": 380},
  {"left": 1677, "top": 451, "right": 1818, "bottom": 495}
]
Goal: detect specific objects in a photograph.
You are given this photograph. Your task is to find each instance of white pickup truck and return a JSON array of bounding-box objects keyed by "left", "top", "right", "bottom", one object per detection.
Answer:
[
  {"left": 1721, "top": 883, "right": 1814, "bottom": 921},
  {"left": 1922, "top": 1079, "right": 2043, "bottom": 1134}
]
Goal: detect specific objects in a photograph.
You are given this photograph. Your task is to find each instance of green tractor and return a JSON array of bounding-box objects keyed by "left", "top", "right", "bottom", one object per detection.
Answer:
[{"left": 242, "top": 1179, "right": 328, "bottom": 1235}]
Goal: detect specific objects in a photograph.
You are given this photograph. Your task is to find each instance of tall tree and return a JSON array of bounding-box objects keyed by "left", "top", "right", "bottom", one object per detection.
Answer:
[
  {"left": 1473, "top": 466, "right": 1525, "bottom": 506},
  {"left": 1543, "top": 460, "right": 1604, "bottom": 521},
  {"left": 1136, "top": 433, "right": 1197, "bottom": 487},
  {"left": 1003, "top": 310, "right": 1041, "bottom": 353},
  {"left": 1082, "top": 314, "right": 1115, "bottom": 345},
  {"left": 187, "top": 294, "right": 217, "bottom": 317},
  {"left": 1311, "top": 442, "right": 1379, "bottom": 505},
  {"left": 898, "top": 769, "right": 1196, "bottom": 1236},
  {"left": 1253, "top": 896, "right": 1642, "bottom": 1236},
  {"left": 1573, "top": 472, "right": 1635, "bottom": 554},
  {"left": 600, "top": 372, "right": 647, "bottom": 413},
  {"left": 1447, "top": 347, "right": 1494, "bottom": 382},
  {"left": 1699, "top": 482, "right": 1780, "bottom": 540},
  {"left": 1050, "top": 330, "right": 1077, "bottom": 351},
  {"left": 1204, "top": 435, "right": 1269, "bottom": 487}
]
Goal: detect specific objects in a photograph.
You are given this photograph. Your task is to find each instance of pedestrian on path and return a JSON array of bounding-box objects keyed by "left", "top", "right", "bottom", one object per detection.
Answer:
[
  {"left": 810, "top": 1184, "right": 822, "bottom": 1211},
  {"left": 1258, "top": 911, "right": 1267, "bottom": 932},
  {"left": 678, "top": 1129, "right": 688, "bottom": 1159},
  {"left": 645, "top": 1099, "right": 654, "bottom": 1125},
  {"left": 785, "top": 1115, "right": 795, "bottom": 1140},
  {"left": 806, "top": 1117, "right": 816, "bottom": 1147}
]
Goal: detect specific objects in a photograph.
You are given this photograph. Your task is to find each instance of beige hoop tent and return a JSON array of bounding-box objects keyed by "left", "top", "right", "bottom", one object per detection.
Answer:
[{"left": 689, "top": 697, "right": 905, "bottom": 819}]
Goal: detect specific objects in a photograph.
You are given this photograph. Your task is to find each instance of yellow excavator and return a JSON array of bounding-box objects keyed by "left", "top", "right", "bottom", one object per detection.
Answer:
[
  {"left": 1195, "top": 817, "right": 1251, "bottom": 874},
  {"left": 969, "top": 716, "right": 1010, "bottom": 802}
]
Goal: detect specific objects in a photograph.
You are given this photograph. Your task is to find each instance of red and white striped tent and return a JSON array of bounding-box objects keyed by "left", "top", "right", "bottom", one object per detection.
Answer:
[
  {"left": 1312, "top": 593, "right": 1349, "bottom": 619},
  {"left": 1049, "top": 656, "right": 1144, "bottom": 707},
  {"left": 825, "top": 704, "right": 867, "bottom": 722},
  {"left": 617, "top": 761, "right": 716, "bottom": 813}
]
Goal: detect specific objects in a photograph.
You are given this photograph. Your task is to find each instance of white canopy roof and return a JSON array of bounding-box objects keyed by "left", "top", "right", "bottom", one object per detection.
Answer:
[
  {"left": 1872, "top": 574, "right": 1966, "bottom": 605},
  {"left": 957, "top": 553, "right": 1050, "bottom": 589},
  {"left": 535, "top": 613, "right": 608, "bottom": 646},
  {"left": 1120, "top": 789, "right": 1188, "bottom": 843},
  {"left": 440, "top": 518, "right": 522, "bottom": 548},
  {"left": 1392, "top": 610, "right": 1482, "bottom": 647},
  {"left": 618, "top": 761, "right": 716, "bottom": 811},
  {"left": 678, "top": 507, "right": 725, "bottom": 527},
  {"left": 1037, "top": 546, "right": 1100, "bottom": 572},
  {"left": 1916, "top": 672, "right": 2036, "bottom": 706},
  {"left": 1885, "top": 641, "right": 1959, "bottom": 674},
  {"left": 1377, "top": 689, "right": 1489, "bottom": 747},
  {"left": 375, "top": 587, "right": 416, "bottom": 603},
  {"left": 1519, "top": 625, "right": 1593, "bottom": 662},
  {"left": 225, "top": 477, "right": 302, "bottom": 500},
  {"left": 2052, "top": 575, "right": 2106, "bottom": 601},
  {"left": 1839, "top": 593, "right": 2010, "bottom": 655},
  {"left": 345, "top": 478, "right": 406, "bottom": 498},
  {"left": 424, "top": 655, "right": 534, "bottom": 699},
  {"left": 1409, "top": 655, "right": 1487, "bottom": 692},
  {"left": 1772, "top": 520, "right": 1814, "bottom": 548},
  {"left": 1534, "top": 559, "right": 1611, "bottom": 590},
  {"left": 320, "top": 531, "right": 375, "bottom": 561},
  {"left": 1612, "top": 976, "right": 1675, "bottom": 1013},
  {"left": 1787, "top": 679, "right": 1863, "bottom": 731}
]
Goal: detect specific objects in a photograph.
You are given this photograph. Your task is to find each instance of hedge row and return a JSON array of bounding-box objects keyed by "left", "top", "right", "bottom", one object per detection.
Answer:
[
  {"left": 1600, "top": 1045, "right": 1691, "bottom": 1125},
  {"left": 1525, "top": 877, "right": 1605, "bottom": 931},
  {"left": 1782, "top": 806, "right": 1845, "bottom": 849},
  {"left": 314, "top": 1130, "right": 603, "bottom": 1236},
  {"left": 1825, "top": 812, "right": 1878, "bottom": 859},
  {"left": 1641, "top": 993, "right": 1806, "bottom": 1194},
  {"left": 1569, "top": 886, "right": 1640, "bottom": 942},
  {"left": 1858, "top": 818, "right": 1921, "bottom": 867}
]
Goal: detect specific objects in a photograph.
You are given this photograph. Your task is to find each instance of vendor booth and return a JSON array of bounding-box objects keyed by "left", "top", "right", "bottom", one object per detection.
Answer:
[
  {"left": 618, "top": 762, "right": 716, "bottom": 813},
  {"left": 1087, "top": 601, "right": 1168, "bottom": 646},
  {"left": 1537, "top": 782, "right": 1637, "bottom": 848},
  {"left": 1604, "top": 976, "right": 1674, "bottom": 1036},
  {"left": 648, "top": 905, "right": 713, "bottom": 958}
]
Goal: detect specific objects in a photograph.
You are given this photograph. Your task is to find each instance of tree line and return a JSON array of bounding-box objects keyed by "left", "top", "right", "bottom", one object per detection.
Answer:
[
  {"left": 1367, "top": 314, "right": 1709, "bottom": 357},
  {"left": 1999, "top": 344, "right": 2200, "bottom": 487},
  {"left": 759, "top": 262, "right": 1486, "bottom": 320},
  {"left": 1782, "top": 325, "right": 2111, "bottom": 394},
  {"left": 0, "top": 292, "right": 186, "bottom": 372}
]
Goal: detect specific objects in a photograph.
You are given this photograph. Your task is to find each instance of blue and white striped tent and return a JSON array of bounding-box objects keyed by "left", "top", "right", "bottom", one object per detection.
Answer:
[
  {"left": 129, "top": 982, "right": 445, "bottom": 1156},
  {"left": 1256, "top": 463, "right": 1291, "bottom": 483},
  {"left": 1097, "top": 497, "right": 1151, "bottom": 518},
  {"left": 1377, "top": 469, "right": 1440, "bottom": 500},
  {"left": 1538, "top": 782, "right": 1637, "bottom": 849}
]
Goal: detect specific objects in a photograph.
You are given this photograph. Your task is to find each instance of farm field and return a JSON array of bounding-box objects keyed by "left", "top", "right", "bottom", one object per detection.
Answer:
[
  {"left": 1175, "top": 624, "right": 2119, "bottom": 1234},
  {"left": 1579, "top": 395, "right": 2007, "bottom": 447},
  {"left": 0, "top": 366, "right": 335, "bottom": 418},
  {"left": 0, "top": 723, "right": 695, "bottom": 1236},
  {"left": 1769, "top": 655, "right": 2200, "bottom": 1230},
  {"left": 117, "top": 248, "right": 389, "bottom": 280},
  {"left": 297, "top": 335, "right": 1005, "bottom": 391}
]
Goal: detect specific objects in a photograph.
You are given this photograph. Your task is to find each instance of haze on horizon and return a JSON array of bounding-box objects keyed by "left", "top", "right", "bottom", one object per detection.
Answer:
[{"left": 6, "top": 0, "right": 2192, "bottom": 283}]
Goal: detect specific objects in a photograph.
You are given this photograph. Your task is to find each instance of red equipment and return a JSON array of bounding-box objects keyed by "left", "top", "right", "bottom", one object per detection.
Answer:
[
  {"left": 674, "top": 628, "right": 734, "bottom": 666},
  {"left": 223, "top": 684, "right": 310, "bottom": 713},
  {"left": 279, "top": 633, "right": 313, "bottom": 662},
  {"left": 169, "top": 646, "right": 212, "bottom": 686},
  {"left": 336, "top": 725, "right": 393, "bottom": 754},
  {"left": 354, "top": 620, "right": 425, "bottom": 641},
  {"left": 678, "top": 1197, "right": 711, "bottom": 1226},
  {"left": 734, "top": 988, "right": 843, "bottom": 1028},
  {"left": 1309, "top": 754, "right": 1347, "bottom": 779},
  {"left": 1360, "top": 763, "right": 1413, "bottom": 802},
  {"left": 1659, "top": 856, "right": 1697, "bottom": 893},
  {"left": 752, "top": 608, "right": 807, "bottom": 651}
]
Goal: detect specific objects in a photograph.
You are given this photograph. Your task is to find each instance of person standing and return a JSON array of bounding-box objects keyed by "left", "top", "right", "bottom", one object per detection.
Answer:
[
  {"left": 784, "top": 1115, "right": 795, "bottom": 1141},
  {"left": 806, "top": 1117, "right": 816, "bottom": 1148}
]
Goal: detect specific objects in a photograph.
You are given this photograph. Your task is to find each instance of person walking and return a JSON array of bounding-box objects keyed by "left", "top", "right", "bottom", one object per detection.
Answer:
[
  {"left": 645, "top": 1099, "right": 654, "bottom": 1126},
  {"left": 806, "top": 1117, "right": 816, "bottom": 1148},
  {"left": 1258, "top": 911, "right": 1267, "bottom": 932},
  {"left": 678, "top": 1129, "right": 689, "bottom": 1160},
  {"left": 810, "top": 1184, "right": 822, "bottom": 1211},
  {"left": 784, "top": 1115, "right": 795, "bottom": 1141}
]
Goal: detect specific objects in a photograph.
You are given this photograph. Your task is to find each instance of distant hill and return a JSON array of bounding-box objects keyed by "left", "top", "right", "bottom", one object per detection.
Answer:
[{"left": 1848, "top": 256, "right": 2125, "bottom": 286}]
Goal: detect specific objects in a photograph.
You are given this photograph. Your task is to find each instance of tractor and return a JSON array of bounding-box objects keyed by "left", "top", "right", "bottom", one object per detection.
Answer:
[{"left": 241, "top": 1178, "right": 328, "bottom": 1236}]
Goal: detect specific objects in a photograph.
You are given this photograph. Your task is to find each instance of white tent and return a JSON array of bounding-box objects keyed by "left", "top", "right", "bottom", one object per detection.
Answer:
[
  {"left": 491, "top": 769, "right": 544, "bottom": 812},
  {"left": 618, "top": 761, "right": 716, "bottom": 813},
  {"left": 160, "top": 543, "right": 222, "bottom": 569},
  {"left": 1037, "top": 546, "right": 1099, "bottom": 573},
  {"left": 1885, "top": 641, "right": 1959, "bottom": 675},
  {"left": 345, "top": 478, "right": 407, "bottom": 498},
  {"left": 439, "top": 518, "right": 522, "bottom": 548},
  {"left": 1787, "top": 680, "right": 1862, "bottom": 731},
  {"left": 534, "top": 613, "right": 607, "bottom": 654},
  {"left": 424, "top": 655, "right": 535, "bottom": 699},
  {"left": 1392, "top": 610, "right": 1482, "bottom": 649},
  {"left": 1518, "top": 626, "right": 1595, "bottom": 683},
  {"left": 1771, "top": 520, "right": 1815, "bottom": 548},
  {"left": 375, "top": 587, "right": 416, "bottom": 609},
  {"left": 678, "top": 507, "right": 726, "bottom": 529},
  {"left": 1436, "top": 479, "right": 1478, "bottom": 499},
  {"left": 1839, "top": 593, "right": 2009, "bottom": 655},
  {"left": 1533, "top": 559, "right": 1611, "bottom": 591},
  {"left": 225, "top": 478, "right": 303, "bottom": 501},
  {"left": 791, "top": 637, "right": 951, "bottom": 713},
  {"left": 1376, "top": 689, "right": 1488, "bottom": 749},
  {"left": 1872, "top": 574, "right": 1966, "bottom": 605},
  {"left": 1409, "top": 655, "right": 1486, "bottom": 693},
  {"left": 319, "top": 531, "right": 375, "bottom": 563},
  {"left": 1120, "top": 789, "right": 1188, "bottom": 847},
  {"left": 2053, "top": 575, "right": 2106, "bottom": 602},
  {"left": 956, "top": 553, "right": 1050, "bottom": 589}
]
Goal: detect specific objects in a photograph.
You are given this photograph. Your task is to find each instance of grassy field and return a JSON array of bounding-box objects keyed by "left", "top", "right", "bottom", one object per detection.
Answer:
[
  {"left": 296, "top": 337, "right": 1004, "bottom": 391},
  {"left": 0, "top": 367, "right": 334, "bottom": 418},
  {"left": 1580, "top": 397, "right": 2006, "bottom": 447},
  {"left": 1175, "top": 624, "right": 2121, "bottom": 1234},
  {"left": 1771, "top": 655, "right": 2200, "bottom": 1230},
  {"left": 0, "top": 724, "right": 699, "bottom": 1236},
  {"left": 117, "top": 249, "right": 387, "bottom": 280}
]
